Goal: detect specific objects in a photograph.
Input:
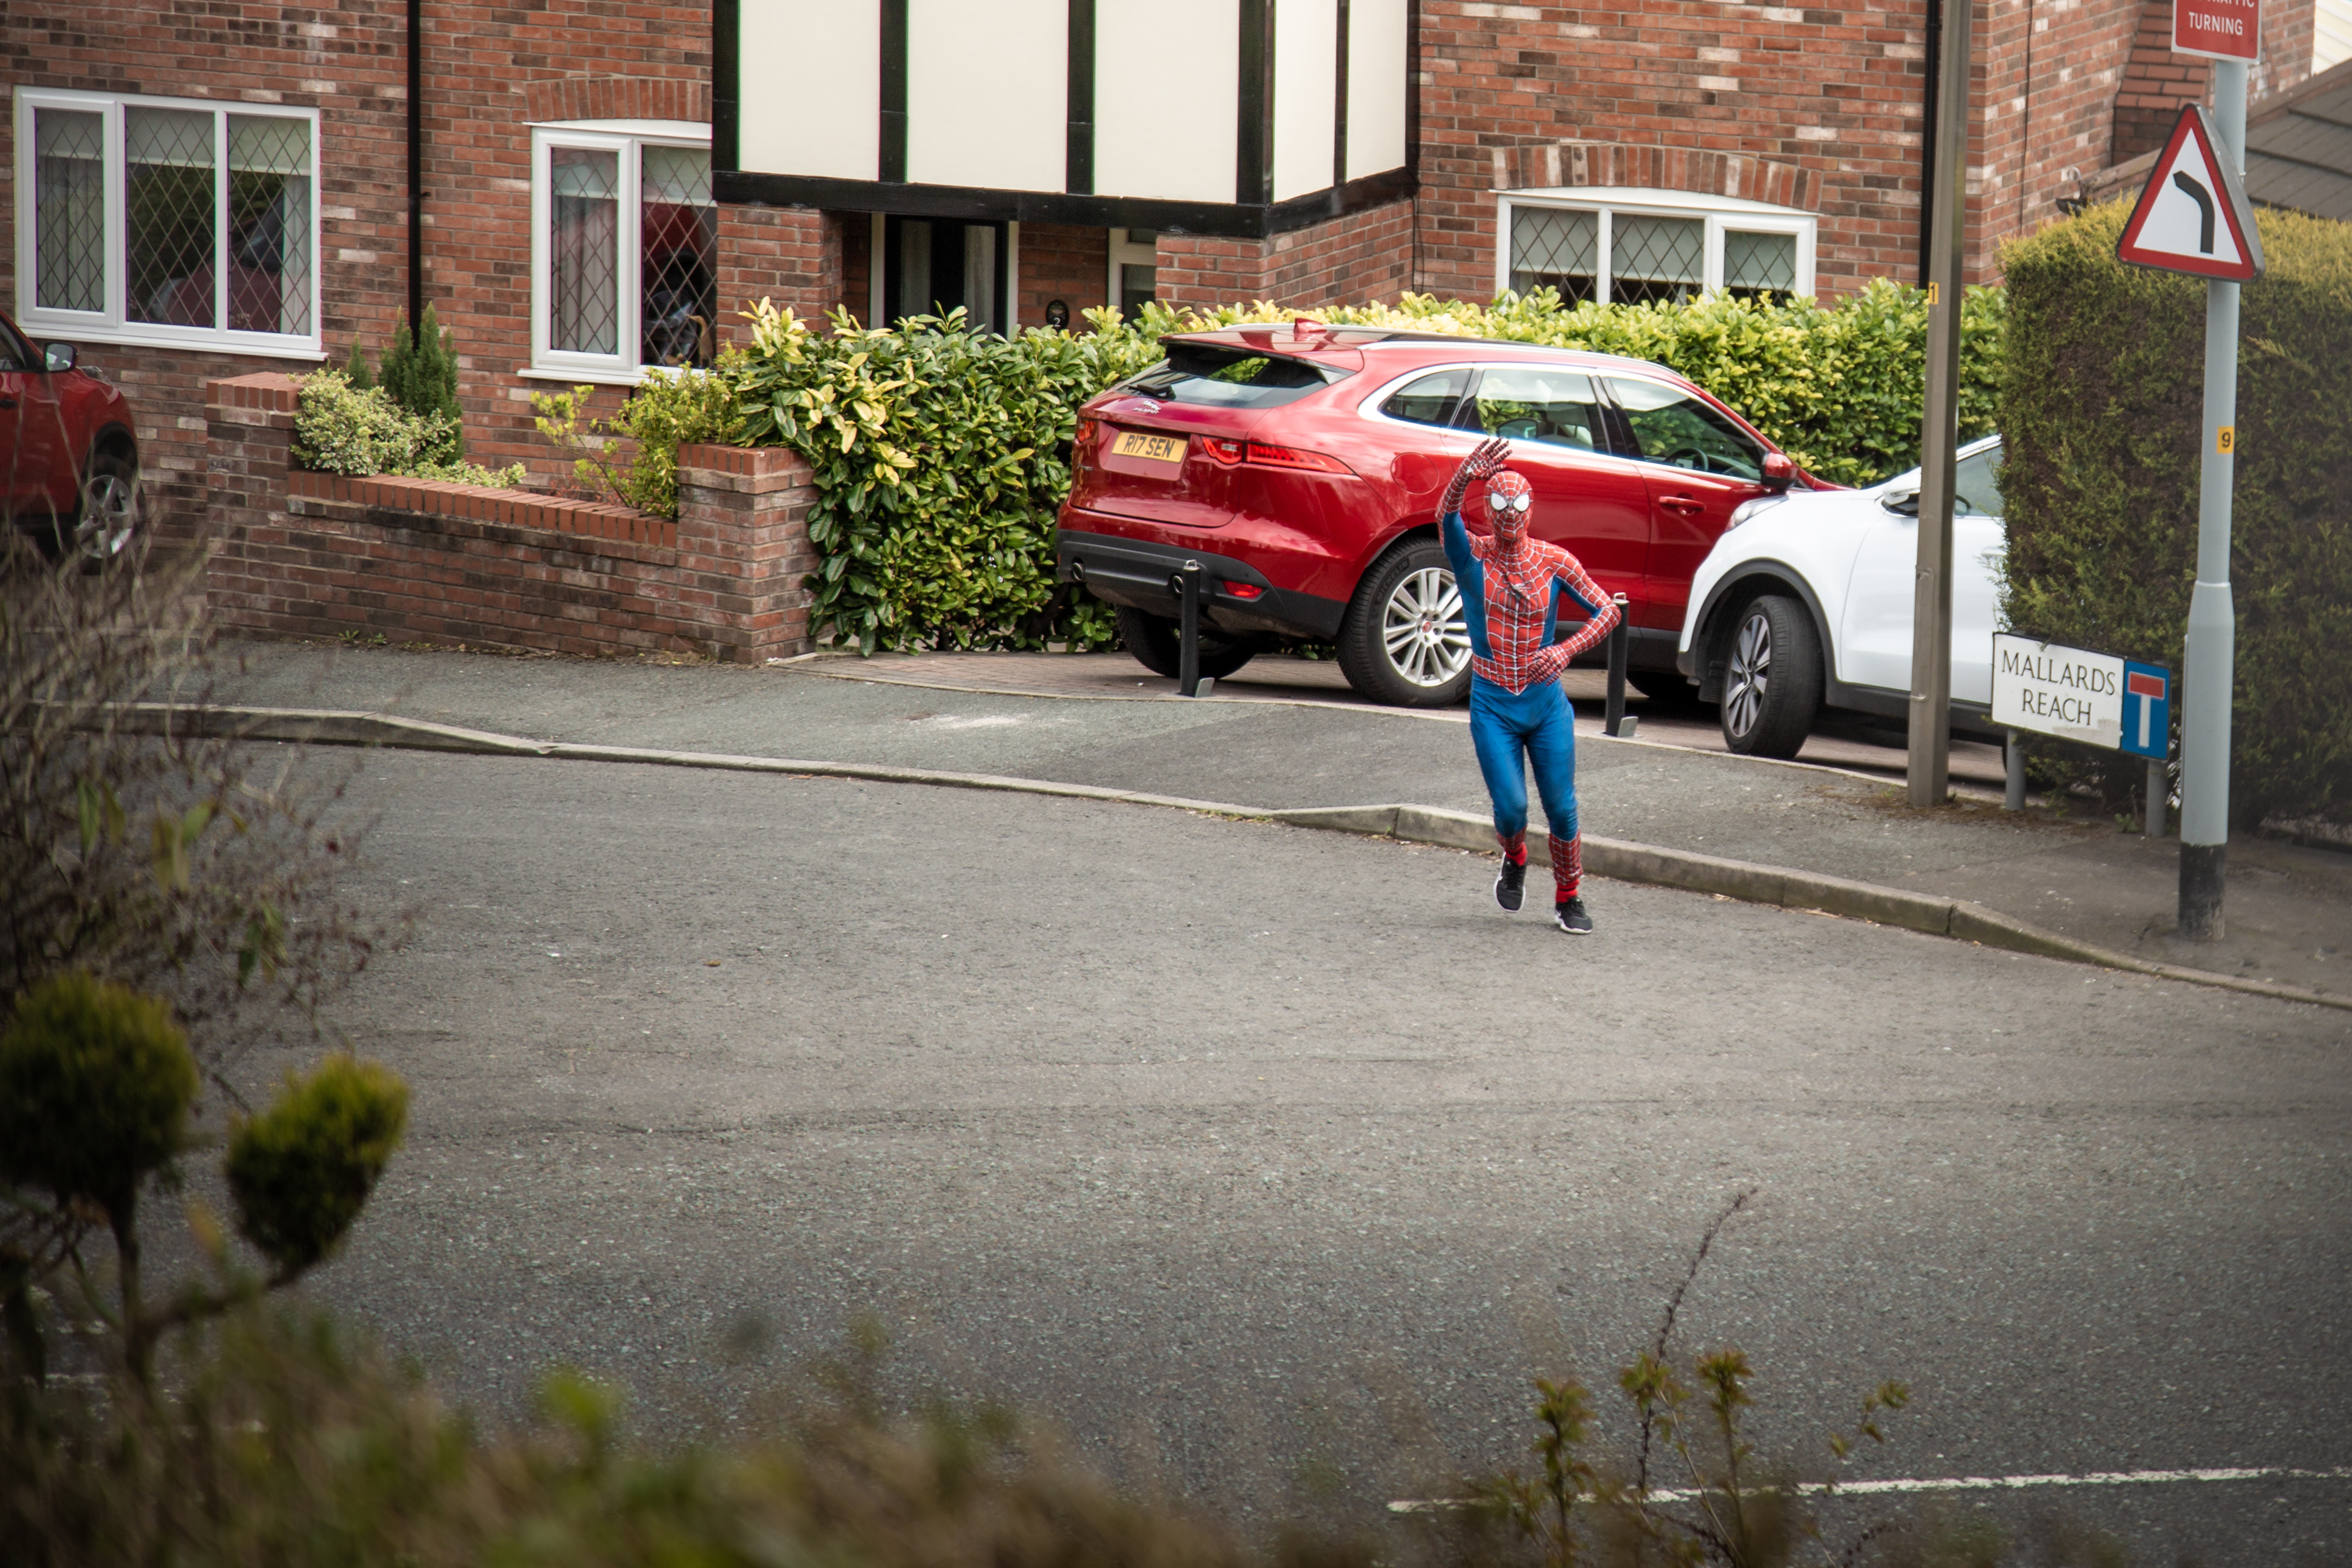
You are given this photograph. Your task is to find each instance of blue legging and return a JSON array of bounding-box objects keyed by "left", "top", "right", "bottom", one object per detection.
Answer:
[{"left": 1469, "top": 674, "right": 1579, "bottom": 845}]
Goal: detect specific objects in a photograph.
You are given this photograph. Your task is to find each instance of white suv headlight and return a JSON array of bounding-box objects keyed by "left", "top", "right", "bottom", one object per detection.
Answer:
[{"left": 1727, "top": 495, "right": 1785, "bottom": 530}]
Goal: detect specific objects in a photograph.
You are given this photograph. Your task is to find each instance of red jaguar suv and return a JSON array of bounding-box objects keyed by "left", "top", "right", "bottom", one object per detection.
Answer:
[{"left": 1056, "top": 322, "right": 1827, "bottom": 706}]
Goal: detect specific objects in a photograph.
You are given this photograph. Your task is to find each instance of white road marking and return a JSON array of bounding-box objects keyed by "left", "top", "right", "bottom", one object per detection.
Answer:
[{"left": 1387, "top": 1466, "right": 2352, "bottom": 1512}]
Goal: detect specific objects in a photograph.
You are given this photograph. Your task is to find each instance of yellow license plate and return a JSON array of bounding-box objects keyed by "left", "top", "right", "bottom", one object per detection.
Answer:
[{"left": 1112, "top": 431, "right": 1187, "bottom": 465}]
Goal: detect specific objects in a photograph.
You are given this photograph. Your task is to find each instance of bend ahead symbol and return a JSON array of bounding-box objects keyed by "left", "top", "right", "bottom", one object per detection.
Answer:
[{"left": 2172, "top": 171, "right": 2217, "bottom": 253}]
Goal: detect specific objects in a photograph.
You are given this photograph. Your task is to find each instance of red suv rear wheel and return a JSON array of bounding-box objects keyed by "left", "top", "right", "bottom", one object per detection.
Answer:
[{"left": 1336, "top": 541, "right": 1472, "bottom": 707}]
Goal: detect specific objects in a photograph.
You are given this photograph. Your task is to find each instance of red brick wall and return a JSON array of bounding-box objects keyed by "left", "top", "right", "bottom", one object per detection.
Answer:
[
  {"left": 1016, "top": 223, "right": 1111, "bottom": 327},
  {"left": 1155, "top": 199, "right": 1417, "bottom": 313},
  {"left": 1412, "top": 0, "right": 1963, "bottom": 295},
  {"left": 203, "top": 374, "right": 817, "bottom": 659},
  {"left": 1975, "top": 0, "right": 2146, "bottom": 255}
]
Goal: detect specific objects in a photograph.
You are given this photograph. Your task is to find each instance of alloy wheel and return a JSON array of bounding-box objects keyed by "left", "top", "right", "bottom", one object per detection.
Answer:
[
  {"left": 76, "top": 472, "right": 140, "bottom": 563},
  {"left": 1380, "top": 566, "right": 1471, "bottom": 688},
  {"left": 1725, "top": 607, "right": 1773, "bottom": 738}
]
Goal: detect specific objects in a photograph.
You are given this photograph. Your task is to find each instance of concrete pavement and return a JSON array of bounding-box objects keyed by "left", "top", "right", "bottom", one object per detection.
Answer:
[{"left": 209, "top": 640, "right": 2352, "bottom": 996}]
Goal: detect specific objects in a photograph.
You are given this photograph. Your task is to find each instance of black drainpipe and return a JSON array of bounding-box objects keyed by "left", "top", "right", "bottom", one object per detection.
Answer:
[
  {"left": 408, "top": 0, "right": 424, "bottom": 330},
  {"left": 1916, "top": 0, "right": 1938, "bottom": 287}
]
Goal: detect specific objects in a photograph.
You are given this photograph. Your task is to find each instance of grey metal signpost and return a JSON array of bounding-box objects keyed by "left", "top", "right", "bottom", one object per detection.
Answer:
[
  {"left": 2179, "top": 64, "right": 2248, "bottom": 940},
  {"left": 1906, "top": 0, "right": 1973, "bottom": 808}
]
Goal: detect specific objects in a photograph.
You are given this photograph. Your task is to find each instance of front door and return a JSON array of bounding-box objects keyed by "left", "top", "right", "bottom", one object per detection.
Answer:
[
  {"left": 1458, "top": 363, "right": 1651, "bottom": 618},
  {"left": 883, "top": 216, "right": 1008, "bottom": 333},
  {"left": 1602, "top": 375, "right": 1773, "bottom": 632},
  {"left": 0, "top": 321, "right": 57, "bottom": 524}
]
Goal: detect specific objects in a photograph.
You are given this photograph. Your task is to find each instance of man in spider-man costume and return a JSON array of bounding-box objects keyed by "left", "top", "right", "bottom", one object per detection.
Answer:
[{"left": 1438, "top": 435, "right": 1621, "bottom": 933}]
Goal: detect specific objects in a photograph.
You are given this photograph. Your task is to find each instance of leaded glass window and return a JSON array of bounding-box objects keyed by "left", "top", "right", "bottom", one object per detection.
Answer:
[
  {"left": 550, "top": 148, "right": 620, "bottom": 356},
  {"left": 1510, "top": 207, "right": 1598, "bottom": 303},
  {"left": 640, "top": 144, "right": 715, "bottom": 367},
  {"left": 34, "top": 109, "right": 104, "bottom": 314},
  {"left": 1724, "top": 230, "right": 1797, "bottom": 301},
  {"left": 1609, "top": 215, "right": 1705, "bottom": 306},
  {"left": 126, "top": 106, "right": 217, "bottom": 328},
  {"left": 16, "top": 92, "right": 320, "bottom": 347},
  {"left": 228, "top": 114, "right": 314, "bottom": 335}
]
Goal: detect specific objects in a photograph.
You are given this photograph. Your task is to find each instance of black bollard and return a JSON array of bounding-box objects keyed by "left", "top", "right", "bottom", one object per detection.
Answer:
[
  {"left": 1603, "top": 593, "right": 1630, "bottom": 736},
  {"left": 1173, "top": 560, "right": 1204, "bottom": 697}
]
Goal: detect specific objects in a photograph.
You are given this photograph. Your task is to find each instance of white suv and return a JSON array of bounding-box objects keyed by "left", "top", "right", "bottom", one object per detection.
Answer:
[{"left": 1675, "top": 435, "right": 2007, "bottom": 758}]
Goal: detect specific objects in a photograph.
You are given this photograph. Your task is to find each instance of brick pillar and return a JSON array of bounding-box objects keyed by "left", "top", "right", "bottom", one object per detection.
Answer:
[
  {"left": 674, "top": 444, "right": 819, "bottom": 661},
  {"left": 203, "top": 373, "right": 301, "bottom": 629}
]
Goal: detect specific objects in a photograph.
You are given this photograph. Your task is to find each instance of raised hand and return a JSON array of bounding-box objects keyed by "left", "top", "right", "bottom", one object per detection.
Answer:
[{"left": 1436, "top": 435, "right": 1513, "bottom": 524}]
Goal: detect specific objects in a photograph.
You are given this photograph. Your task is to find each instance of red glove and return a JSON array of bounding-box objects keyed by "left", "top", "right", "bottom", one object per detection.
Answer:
[{"left": 1436, "top": 435, "right": 1512, "bottom": 527}]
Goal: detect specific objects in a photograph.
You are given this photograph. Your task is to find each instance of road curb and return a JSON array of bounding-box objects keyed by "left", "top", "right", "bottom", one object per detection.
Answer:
[{"left": 115, "top": 704, "right": 2350, "bottom": 1014}]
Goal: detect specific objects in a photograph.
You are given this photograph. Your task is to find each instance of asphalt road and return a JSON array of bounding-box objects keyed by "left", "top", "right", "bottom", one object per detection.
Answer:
[{"left": 223, "top": 746, "right": 2352, "bottom": 1564}]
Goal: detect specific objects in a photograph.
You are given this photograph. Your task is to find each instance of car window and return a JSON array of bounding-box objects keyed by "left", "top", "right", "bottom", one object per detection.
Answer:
[
  {"left": 1118, "top": 342, "right": 1348, "bottom": 410},
  {"left": 1378, "top": 369, "right": 1470, "bottom": 428},
  {"left": 0, "top": 321, "right": 32, "bottom": 372},
  {"left": 1954, "top": 441, "right": 2004, "bottom": 517},
  {"left": 1462, "top": 366, "right": 1604, "bottom": 451},
  {"left": 1605, "top": 376, "right": 1767, "bottom": 480}
]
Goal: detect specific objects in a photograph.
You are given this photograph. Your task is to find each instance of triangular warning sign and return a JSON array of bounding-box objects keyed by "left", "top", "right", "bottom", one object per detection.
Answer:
[{"left": 2117, "top": 105, "right": 2265, "bottom": 281}]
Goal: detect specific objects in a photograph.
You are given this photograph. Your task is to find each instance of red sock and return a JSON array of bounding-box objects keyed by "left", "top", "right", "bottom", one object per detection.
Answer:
[
  {"left": 1497, "top": 829, "right": 1527, "bottom": 865},
  {"left": 1549, "top": 833, "right": 1582, "bottom": 903}
]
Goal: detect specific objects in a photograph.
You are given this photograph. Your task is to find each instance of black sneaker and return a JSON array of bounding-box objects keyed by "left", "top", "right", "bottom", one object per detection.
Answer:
[
  {"left": 1495, "top": 856, "right": 1527, "bottom": 912},
  {"left": 1553, "top": 897, "right": 1593, "bottom": 934}
]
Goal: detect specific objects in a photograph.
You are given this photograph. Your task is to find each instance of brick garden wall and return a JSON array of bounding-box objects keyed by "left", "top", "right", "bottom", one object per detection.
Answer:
[{"left": 203, "top": 374, "right": 816, "bottom": 660}]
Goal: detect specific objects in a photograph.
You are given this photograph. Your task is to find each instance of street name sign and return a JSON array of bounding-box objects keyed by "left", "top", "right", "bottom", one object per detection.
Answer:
[
  {"left": 2117, "top": 105, "right": 2265, "bottom": 280},
  {"left": 2174, "top": 0, "right": 2260, "bottom": 61},
  {"left": 1992, "top": 635, "right": 2172, "bottom": 757}
]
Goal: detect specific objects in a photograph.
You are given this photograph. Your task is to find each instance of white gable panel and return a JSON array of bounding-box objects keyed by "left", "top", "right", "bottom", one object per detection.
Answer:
[
  {"left": 1273, "top": 0, "right": 1338, "bottom": 201},
  {"left": 738, "top": 0, "right": 880, "bottom": 180},
  {"left": 1345, "top": 0, "right": 1408, "bottom": 181},
  {"left": 1096, "top": 0, "right": 1240, "bottom": 204},
  {"left": 907, "top": 0, "right": 1066, "bottom": 191}
]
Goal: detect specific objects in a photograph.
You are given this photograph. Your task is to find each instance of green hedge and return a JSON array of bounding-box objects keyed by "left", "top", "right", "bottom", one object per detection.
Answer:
[
  {"left": 1999, "top": 203, "right": 2352, "bottom": 827},
  {"left": 646, "top": 284, "right": 2001, "bottom": 652}
]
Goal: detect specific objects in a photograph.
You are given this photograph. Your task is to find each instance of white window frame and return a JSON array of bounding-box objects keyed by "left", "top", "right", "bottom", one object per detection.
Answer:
[
  {"left": 1494, "top": 187, "right": 1816, "bottom": 306},
  {"left": 525, "top": 119, "right": 712, "bottom": 385},
  {"left": 11, "top": 86, "right": 324, "bottom": 359}
]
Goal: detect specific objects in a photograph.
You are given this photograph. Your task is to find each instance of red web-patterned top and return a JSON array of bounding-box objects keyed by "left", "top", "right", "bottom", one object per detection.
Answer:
[{"left": 1452, "top": 524, "right": 1622, "bottom": 694}]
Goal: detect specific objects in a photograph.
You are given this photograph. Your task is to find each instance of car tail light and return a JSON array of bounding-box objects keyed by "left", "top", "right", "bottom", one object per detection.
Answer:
[
  {"left": 1202, "top": 437, "right": 1246, "bottom": 466},
  {"left": 1245, "top": 441, "right": 1353, "bottom": 475},
  {"left": 1222, "top": 581, "right": 1265, "bottom": 599},
  {"left": 1075, "top": 418, "right": 1099, "bottom": 450}
]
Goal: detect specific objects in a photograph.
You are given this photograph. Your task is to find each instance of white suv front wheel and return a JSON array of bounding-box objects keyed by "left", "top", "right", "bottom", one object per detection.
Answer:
[{"left": 1718, "top": 594, "right": 1821, "bottom": 759}]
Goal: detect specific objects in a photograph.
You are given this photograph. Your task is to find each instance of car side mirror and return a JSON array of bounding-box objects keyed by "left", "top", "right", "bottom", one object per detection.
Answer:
[
  {"left": 1881, "top": 489, "right": 1921, "bottom": 517},
  {"left": 43, "top": 342, "right": 76, "bottom": 373},
  {"left": 1761, "top": 452, "right": 1795, "bottom": 491}
]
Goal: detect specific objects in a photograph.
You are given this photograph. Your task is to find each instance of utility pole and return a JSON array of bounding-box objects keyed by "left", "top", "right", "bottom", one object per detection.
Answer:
[
  {"left": 1907, "top": 0, "right": 1972, "bottom": 807},
  {"left": 2179, "top": 57, "right": 2248, "bottom": 939}
]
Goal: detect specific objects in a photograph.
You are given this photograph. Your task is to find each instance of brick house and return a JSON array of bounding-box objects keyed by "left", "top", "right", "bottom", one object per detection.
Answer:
[{"left": 3, "top": 0, "right": 2332, "bottom": 521}]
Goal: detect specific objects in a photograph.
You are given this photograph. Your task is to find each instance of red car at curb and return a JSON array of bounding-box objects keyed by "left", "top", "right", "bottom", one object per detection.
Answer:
[
  {"left": 1056, "top": 322, "right": 1828, "bottom": 706},
  {"left": 1, "top": 309, "right": 142, "bottom": 564}
]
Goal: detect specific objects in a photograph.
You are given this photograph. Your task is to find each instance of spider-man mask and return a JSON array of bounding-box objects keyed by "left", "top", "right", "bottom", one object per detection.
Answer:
[{"left": 1485, "top": 469, "right": 1535, "bottom": 544}]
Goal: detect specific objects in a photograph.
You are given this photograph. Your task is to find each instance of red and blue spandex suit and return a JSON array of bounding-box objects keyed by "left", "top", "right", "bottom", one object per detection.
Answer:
[{"left": 1441, "top": 504, "right": 1620, "bottom": 904}]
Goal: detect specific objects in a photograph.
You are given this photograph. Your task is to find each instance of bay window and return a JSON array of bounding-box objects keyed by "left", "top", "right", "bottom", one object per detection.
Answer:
[{"left": 13, "top": 89, "right": 320, "bottom": 354}]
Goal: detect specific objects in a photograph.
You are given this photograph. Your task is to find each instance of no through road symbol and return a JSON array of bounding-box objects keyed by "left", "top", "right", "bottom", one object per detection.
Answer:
[{"left": 2117, "top": 105, "right": 2265, "bottom": 281}]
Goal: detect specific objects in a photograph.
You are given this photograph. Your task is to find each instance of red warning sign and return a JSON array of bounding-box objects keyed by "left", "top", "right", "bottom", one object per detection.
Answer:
[
  {"left": 2116, "top": 105, "right": 2265, "bottom": 281},
  {"left": 2174, "top": 0, "right": 2259, "bottom": 62}
]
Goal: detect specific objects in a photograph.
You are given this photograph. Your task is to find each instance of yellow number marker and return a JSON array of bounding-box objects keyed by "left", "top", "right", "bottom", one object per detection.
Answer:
[{"left": 2217, "top": 426, "right": 2236, "bottom": 455}]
